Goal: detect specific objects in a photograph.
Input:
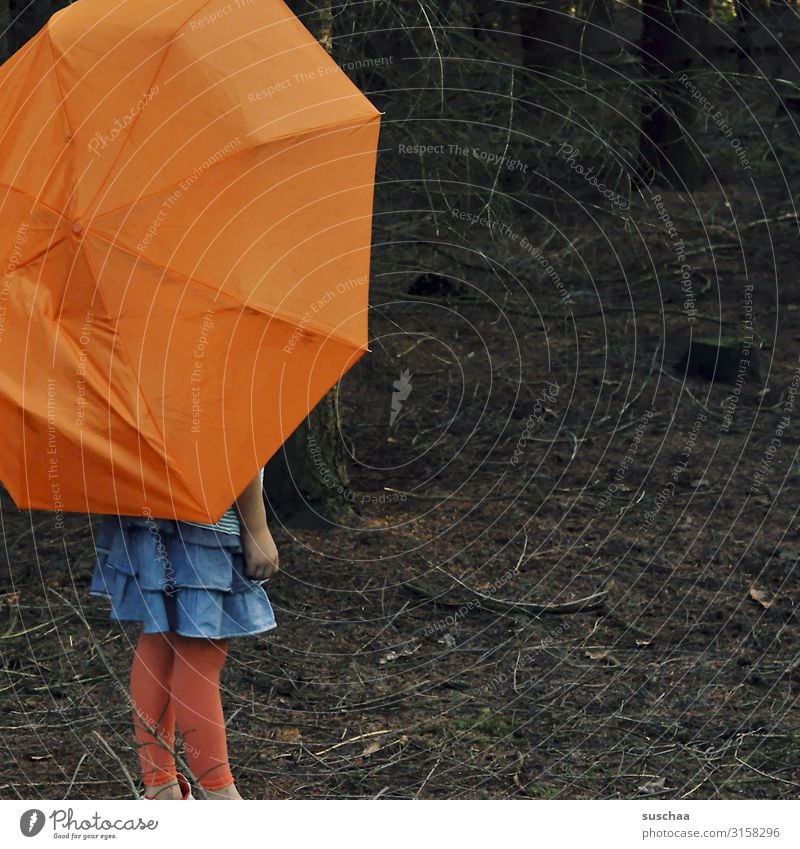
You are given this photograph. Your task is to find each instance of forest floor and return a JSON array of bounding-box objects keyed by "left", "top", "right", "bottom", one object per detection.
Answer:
[{"left": 1, "top": 53, "right": 800, "bottom": 800}]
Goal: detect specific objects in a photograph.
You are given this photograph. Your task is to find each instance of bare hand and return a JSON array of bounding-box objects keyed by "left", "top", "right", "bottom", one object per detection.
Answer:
[{"left": 241, "top": 526, "right": 279, "bottom": 582}]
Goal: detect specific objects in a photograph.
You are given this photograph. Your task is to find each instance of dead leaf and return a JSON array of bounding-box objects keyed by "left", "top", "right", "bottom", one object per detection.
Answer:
[
  {"left": 360, "top": 517, "right": 389, "bottom": 528},
  {"left": 275, "top": 727, "right": 302, "bottom": 743},
  {"left": 586, "top": 649, "right": 607, "bottom": 660},
  {"left": 749, "top": 587, "right": 774, "bottom": 608},
  {"left": 361, "top": 740, "right": 383, "bottom": 757},
  {"left": 638, "top": 776, "right": 667, "bottom": 793}
]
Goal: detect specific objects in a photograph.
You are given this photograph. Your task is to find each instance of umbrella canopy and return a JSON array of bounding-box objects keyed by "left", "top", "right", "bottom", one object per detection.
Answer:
[{"left": 0, "top": 0, "right": 381, "bottom": 522}]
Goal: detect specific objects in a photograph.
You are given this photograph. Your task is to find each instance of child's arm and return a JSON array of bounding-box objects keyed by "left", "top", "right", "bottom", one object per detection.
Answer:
[{"left": 234, "top": 470, "right": 279, "bottom": 581}]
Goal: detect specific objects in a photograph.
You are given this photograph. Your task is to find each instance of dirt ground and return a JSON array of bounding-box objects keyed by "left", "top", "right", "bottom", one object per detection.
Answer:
[{"left": 1, "top": 50, "right": 800, "bottom": 799}]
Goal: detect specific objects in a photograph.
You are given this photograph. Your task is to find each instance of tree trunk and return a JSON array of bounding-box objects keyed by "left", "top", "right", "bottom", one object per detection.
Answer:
[
  {"left": 519, "top": 1, "right": 579, "bottom": 70},
  {"left": 636, "top": 0, "right": 709, "bottom": 191},
  {"left": 737, "top": 0, "right": 787, "bottom": 79},
  {"left": 470, "top": 2, "right": 517, "bottom": 43},
  {"left": 577, "top": 0, "right": 620, "bottom": 56},
  {"left": 269, "top": 0, "right": 363, "bottom": 529}
]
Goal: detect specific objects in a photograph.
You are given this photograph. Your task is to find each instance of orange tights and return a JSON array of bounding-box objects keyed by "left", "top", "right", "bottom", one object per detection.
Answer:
[{"left": 129, "top": 631, "right": 234, "bottom": 791}]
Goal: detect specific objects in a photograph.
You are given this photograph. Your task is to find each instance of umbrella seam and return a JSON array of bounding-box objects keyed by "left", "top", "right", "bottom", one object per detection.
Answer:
[
  {"left": 83, "top": 229, "right": 364, "bottom": 352},
  {"left": 244, "top": 109, "right": 381, "bottom": 150},
  {"left": 2, "top": 234, "right": 69, "bottom": 275},
  {"left": 0, "top": 182, "right": 66, "bottom": 220},
  {"left": 65, "top": 1, "right": 220, "bottom": 220},
  {"left": 44, "top": 28, "right": 75, "bottom": 141},
  {"left": 43, "top": 28, "right": 79, "bottom": 227},
  {"left": 76, "top": 33, "right": 180, "bottom": 221},
  {"left": 79, "top": 236, "right": 199, "bottom": 515},
  {"left": 91, "top": 112, "right": 381, "bottom": 223}
]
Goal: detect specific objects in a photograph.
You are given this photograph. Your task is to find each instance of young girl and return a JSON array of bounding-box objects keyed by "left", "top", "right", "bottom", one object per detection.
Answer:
[{"left": 90, "top": 467, "right": 279, "bottom": 800}]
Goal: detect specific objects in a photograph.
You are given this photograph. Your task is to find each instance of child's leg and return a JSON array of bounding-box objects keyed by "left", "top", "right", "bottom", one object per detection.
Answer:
[
  {"left": 130, "top": 632, "right": 178, "bottom": 790},
  {"left": 168, "top": 633, "right": 236, "bottom": 792}
]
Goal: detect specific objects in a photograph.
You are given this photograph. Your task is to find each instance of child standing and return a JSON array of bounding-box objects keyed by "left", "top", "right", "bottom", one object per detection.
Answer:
[{"left": 90, "top": 467, "right": 279, "bottom": 800}]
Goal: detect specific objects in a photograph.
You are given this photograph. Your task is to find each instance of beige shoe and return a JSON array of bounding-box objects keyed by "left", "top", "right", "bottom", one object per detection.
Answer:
[{"left": 139, "top": 772, "right": 194, "bottom": 800}]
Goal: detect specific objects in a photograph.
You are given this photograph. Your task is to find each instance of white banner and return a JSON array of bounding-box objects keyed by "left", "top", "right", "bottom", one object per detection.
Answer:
[{"left": 0, "top": 799, "right": 797, "bottom": 848}]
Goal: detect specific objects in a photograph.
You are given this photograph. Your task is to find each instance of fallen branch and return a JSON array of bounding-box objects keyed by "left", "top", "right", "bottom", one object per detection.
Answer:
[
  {"left": 402, "top": 578, "right": 607, "bottom": 615},
  {"left": 91, "top": 731, "right": 140, "bottom": 799},
  {"left": 313, "top": 728, "right": 395, "bottom": 757}
]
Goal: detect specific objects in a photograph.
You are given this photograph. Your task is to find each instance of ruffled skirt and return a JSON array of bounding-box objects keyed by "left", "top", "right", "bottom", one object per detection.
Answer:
[{"left": 90, "top": 514, "right": 277, "bottom": 639}]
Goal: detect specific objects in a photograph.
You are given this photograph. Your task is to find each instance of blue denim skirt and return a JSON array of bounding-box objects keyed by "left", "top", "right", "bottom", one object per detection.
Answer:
[{"left": 89, "top": 514, "right": 277, "bottom": 639}]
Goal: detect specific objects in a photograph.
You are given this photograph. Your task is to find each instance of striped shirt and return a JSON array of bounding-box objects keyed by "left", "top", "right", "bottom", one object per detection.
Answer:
[{"left": 183, "top": 468, "right": 265, "bottom": 536}]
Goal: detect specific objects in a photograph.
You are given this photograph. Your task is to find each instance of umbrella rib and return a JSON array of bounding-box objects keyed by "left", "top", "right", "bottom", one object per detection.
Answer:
[
  {"left": 0, "top": 182, "right": 66, "bottom": 220},
  {"left": 85, "top": 228, "right": 362, "bottom": 352},
  {"left": 0, "top": 179, "right": 69, "bottom": 273},
  {"left": 45, "top": 30, "right": 75, "bottom": 139},
  {"left": 0, "top": 177, "right": 69, "bottom": 271},
  {"left": 3, "top": 235, "right": 69, "bottom": 274},
  {"left": 78, "top": 1, "right": 210, "bottom": 220},
  {"left": 78, "top": 238, "right": 198, "bottom": 514},
  {"left": 91, "top": 113, "right": 381, "bottom": 224}
]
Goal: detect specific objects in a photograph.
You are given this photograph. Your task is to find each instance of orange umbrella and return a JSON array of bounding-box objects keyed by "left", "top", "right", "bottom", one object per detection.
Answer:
[{"left": 0, "top": 0, "right": 381, "bottom": 522}]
